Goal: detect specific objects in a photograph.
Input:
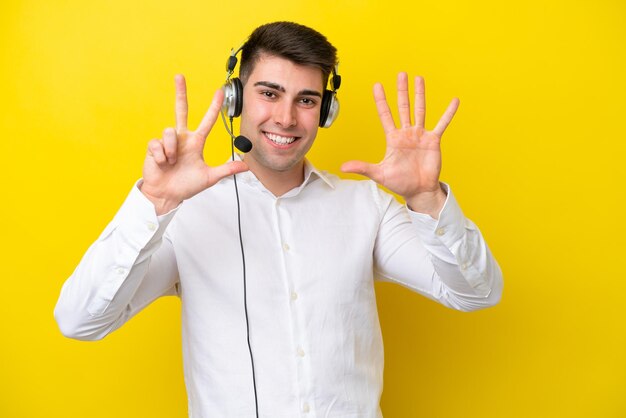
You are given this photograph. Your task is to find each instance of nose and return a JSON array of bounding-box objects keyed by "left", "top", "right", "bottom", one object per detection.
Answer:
[{"left": 272, "top": 100, "right": 297, "bottom": 128}]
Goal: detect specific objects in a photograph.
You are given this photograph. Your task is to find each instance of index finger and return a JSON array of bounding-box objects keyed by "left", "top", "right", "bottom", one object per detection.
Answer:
[
  {"left": 195, "top": 88, "right": 225, "bottom": 145},
  {"left": 175, "top": 74, "right": 188, "bottom": 132},
  {"left": 374, "top": 83, "right": 397, "bottom": 134}
]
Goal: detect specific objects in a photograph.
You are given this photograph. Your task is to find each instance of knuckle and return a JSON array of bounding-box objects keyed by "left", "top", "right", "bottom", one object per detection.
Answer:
[
  {"left": 164, "top": 146, "right": 176, "bottom": 157},
  {"left": 147, "top": 139, "right": 161, "bottom": 150},
  {"left": 150, "top": 149, "right": 165, "bottom": 164}
]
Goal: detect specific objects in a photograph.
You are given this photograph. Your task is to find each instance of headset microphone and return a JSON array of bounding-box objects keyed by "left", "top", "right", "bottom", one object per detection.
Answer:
[{"left": 234, "top": 135, "right": 252, "bottom": 153}]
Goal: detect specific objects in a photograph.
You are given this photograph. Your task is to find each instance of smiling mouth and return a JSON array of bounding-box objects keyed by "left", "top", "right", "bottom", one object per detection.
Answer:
[{"left": 264, "top": 131, "right": 299, "bottom": 146}]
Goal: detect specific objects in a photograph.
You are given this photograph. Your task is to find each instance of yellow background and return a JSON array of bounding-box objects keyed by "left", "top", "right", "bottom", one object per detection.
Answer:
[{"left": 1, "top": 0, "right": 625, "bottom": 416}]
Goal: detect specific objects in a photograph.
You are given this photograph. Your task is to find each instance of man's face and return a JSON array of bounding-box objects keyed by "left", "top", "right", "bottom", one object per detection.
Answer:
[{"left": 239, "top": 54, "right": 324, "bottom": 174}]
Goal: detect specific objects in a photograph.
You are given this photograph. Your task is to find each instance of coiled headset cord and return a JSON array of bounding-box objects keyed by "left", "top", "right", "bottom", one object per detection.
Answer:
[{"left": 230, "top": 116, "right": 260, "bottom": 417}]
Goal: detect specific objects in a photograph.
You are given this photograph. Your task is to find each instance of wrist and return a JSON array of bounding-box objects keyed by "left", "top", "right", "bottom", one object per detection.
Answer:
[
  {"left": 405, "top": 184, "right": 447, "bottom": 219},
  {"left": 139, "top": 181, "right": 182, "bottom": 215}
]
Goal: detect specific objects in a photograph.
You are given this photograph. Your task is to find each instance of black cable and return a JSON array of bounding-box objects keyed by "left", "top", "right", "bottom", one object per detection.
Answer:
[{"left": 230, "top": 116, "right": 259, "bottom": 417}]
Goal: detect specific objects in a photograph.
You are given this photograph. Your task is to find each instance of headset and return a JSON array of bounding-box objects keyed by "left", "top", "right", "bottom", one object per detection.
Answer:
[{"left": 222, "top": 44, "right": 342, "bottom": 135}]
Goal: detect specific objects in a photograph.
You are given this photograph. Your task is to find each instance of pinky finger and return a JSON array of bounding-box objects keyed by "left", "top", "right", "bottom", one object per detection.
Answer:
[
  {"left": 433, "top": 98, "right": 460, "bottom": 138},
  {"left": 147, "top": 139, "right": 167, "bottom": 165}
]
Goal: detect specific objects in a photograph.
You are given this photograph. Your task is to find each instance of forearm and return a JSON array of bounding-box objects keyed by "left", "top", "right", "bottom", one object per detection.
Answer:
[
  {"left": 375, "top": 184, "right": 503, "bottom": 311},
  {"left": 406, "top": 185, "right": 503, "bottom": 310},
  {"left": 415, "top": 220, "right": 503, "bottom": 311},
  {"left": 54, "top": 183, "right": 179, "bottom": 340}
]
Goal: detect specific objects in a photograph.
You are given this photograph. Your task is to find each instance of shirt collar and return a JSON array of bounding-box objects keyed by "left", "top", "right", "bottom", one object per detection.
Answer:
[
  {"left": 232, "top": 154, "right": 335, "bottom": 191},
  {"left": 303, "top": 159, "right": 335, "bottom": 189}
]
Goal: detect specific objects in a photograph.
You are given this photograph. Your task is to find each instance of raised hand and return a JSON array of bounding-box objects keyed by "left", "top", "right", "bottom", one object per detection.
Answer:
[
  {"left": 140, "top": 75, "right": 249, "bottom": 214},
  {"left": 341, "top": 73, "right": 459, "bottom": 218}
]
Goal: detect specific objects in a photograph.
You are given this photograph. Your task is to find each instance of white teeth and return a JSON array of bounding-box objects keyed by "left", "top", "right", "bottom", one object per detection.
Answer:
[{"left": 266, "top": 132, "right": 296, "bottom": 145}]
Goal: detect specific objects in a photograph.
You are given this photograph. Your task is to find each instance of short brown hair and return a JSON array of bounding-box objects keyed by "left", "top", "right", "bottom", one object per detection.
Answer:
[{"left": 239, "top": 21, "right": 337, "bottom": 86}]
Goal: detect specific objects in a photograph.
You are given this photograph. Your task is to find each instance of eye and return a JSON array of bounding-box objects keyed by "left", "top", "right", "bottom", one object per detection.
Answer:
[
  {"left": 299, "top": 97, "right": 317, "bottom": 107},
  {"left": 261, "top": 90, "right": 277, "bottom": 99}
]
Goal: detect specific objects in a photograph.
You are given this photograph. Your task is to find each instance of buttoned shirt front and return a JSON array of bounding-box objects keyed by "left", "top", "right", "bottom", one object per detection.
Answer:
[{"left": 55, "top": 160, "right": 503, "bottom": 417}]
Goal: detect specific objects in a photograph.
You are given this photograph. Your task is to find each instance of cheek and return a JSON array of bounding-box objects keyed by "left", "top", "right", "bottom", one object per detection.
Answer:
[
  {"left": 240, "top": 105, "right": 270, "bottom": 136},
  {"left": 242, "top": 98, "right": 269, "bottom": 121},
  {"left": 300, "top": 108, "right": 322, "bottom": 131}
]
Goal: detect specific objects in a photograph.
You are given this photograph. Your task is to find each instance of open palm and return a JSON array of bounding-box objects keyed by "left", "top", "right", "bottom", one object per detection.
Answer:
[{"left": 341, "top": 73, "right": 459, "bottom": 202}]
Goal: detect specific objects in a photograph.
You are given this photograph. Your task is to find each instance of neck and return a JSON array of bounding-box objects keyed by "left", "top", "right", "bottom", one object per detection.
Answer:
[{"left": 243, "top": 157, "right": 306, "bottom": 196}]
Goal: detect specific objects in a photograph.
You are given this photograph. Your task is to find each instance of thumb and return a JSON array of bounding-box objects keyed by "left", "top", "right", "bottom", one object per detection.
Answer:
[
  {"left": 340, "top": 160, "right": 381, "bottom": 182},
  {"left": 206, "top": 160, "right": 250, "bottom": 186}
]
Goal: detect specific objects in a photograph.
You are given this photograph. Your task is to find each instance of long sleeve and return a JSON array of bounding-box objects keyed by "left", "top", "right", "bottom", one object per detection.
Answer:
[
  {"left": 54, "top": 183, "right": 180, "bottom": 340},
  {"left": 374, "top": 183, "right": 503, "bottom": 311}
]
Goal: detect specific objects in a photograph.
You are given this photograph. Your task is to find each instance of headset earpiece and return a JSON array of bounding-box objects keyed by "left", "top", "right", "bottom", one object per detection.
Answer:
[
  {"left": 319, "top": 89, "right": 339, "bottom": 128},
  {"left": 223, "top": 77, "right": 243, "bottom": 118},
  {"left": 222, "top": 46, "right": 245, "bottom": 118},
  {"left": 318, "top": 66, "right": 341, "bottom": 128}
]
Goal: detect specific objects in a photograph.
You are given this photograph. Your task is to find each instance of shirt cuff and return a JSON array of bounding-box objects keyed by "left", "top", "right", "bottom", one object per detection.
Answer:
[
  {"left": 406, "top": 183, "right": 466, "bottom": 267},
  {"left": 97, "top": 180, "right": 179, "bottom": 249},
  {"left": 407, "top": 183, "right": 465, "bottom": 247}
]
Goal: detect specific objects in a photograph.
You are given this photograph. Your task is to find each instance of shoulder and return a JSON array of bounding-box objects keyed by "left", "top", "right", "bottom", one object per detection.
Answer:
[{"left": 315, "top": 171, "right": 397, "bottom": 215}]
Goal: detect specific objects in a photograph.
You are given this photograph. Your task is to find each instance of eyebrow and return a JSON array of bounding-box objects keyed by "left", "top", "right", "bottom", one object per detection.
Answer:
[{"left": 253, "top": 81, "right": 322, "bottom": 98}]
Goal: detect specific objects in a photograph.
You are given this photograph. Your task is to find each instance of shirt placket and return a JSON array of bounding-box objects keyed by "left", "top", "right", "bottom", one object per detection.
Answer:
[{"left": 273, "top": 196, "right": 315, "bottom": 416}]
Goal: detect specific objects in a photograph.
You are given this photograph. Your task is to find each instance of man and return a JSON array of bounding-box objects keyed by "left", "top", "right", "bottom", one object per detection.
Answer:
[{"left": 55, "top": 21, "right": 503, "bottom": 417}]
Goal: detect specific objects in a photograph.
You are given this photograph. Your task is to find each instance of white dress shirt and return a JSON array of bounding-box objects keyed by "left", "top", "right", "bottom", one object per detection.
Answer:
[{"left": 54, "top": 159, "right": 503, "bottom": 418}]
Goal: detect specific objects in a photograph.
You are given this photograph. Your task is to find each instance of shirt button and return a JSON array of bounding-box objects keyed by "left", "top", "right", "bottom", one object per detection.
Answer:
[
  {"left": 147, "top": 222, "right": 157, "bottom": 231},
  {"left": 436, "top": 227, "right": 445, "bottom": 236},
  {"left": 461, "top": 263, "right": 468, "bottom": 270},
  {"left": 290, "top": 292, "right": 298, "bottom": 301},
  {"left": 302, "top": 403, "right": 310, "bottom": 413},
  {"left": 116, "top": 267, "right": 126, "bottom": 275},
  {"left": 297, "top": 347, "right": 305, "bottom": 357},
  {"left": 283, "top": 243, "right": 290, "bottom": 251}
]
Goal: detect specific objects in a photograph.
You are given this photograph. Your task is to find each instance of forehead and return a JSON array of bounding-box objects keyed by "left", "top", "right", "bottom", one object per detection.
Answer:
[{"left": 245, "top": 54, "right": 324, "bottom": 92}]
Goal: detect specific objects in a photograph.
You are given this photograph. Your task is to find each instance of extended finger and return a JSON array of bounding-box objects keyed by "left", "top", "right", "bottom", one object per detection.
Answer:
[
  {"left": 175, "top": 74, "right": 188, "bottom": 132},
  {"left": 163, "top": 128, "right": 177, "bottom": 165},
  {"left": 373, "top": 83, "right": 396, "bottom": 134},
  {"left": 340, "top": 160, "right": 383, "bottom": 183},
  {"left": 195, "top": 89, "right": 225, "bottom": 145},
  {"left": 433, "top": 98, "right": 460, "bottom": 138},
  {"left": 397, "top": 72, "right": 411, "bottom": 128},
  {"left": 414, "top": 76, "right": 425, "bottom": 130},
  {"left": 147, "top": 139, "right": 167, "bottom": 165}
]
